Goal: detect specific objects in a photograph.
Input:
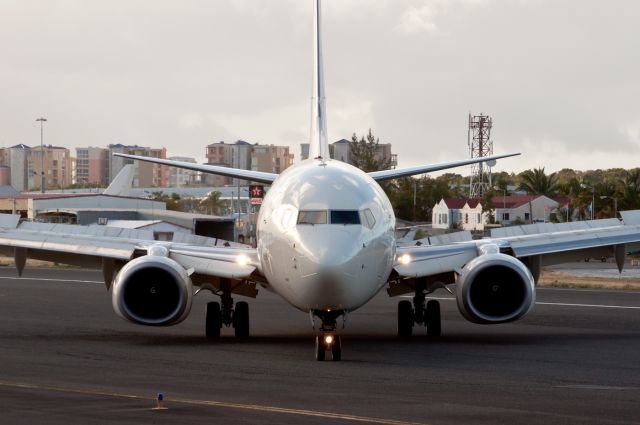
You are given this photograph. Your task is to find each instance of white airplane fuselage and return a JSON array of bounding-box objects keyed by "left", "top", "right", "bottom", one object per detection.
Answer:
[{"left": 256, "top": 158, "right": 397, "bottom": 314}]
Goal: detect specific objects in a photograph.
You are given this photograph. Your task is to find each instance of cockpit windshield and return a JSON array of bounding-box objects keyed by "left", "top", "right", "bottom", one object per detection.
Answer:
[
  {"left": 298, "top": 209, "right": 371, "bottom": 226},
  {"left": 297, "top": 210, "right": 328, "bottom": 225},
  {"left": 330, "top": 210, "right": 360, "bottom": 225}
]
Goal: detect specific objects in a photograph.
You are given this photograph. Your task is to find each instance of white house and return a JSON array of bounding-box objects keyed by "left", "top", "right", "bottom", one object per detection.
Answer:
[
  {"left": 491, "top": 195, "right": 560, "bottom": 225},
  {"left": 432, "top": 198, "right": 486, "bottom": 231},
  {"left": 432, "top": 195, "right": 563, "bottom": 230}
]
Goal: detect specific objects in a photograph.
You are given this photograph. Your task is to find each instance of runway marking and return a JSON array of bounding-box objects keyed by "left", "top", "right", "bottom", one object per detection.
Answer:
[
  {"left": 0, "top": 276, "right": 101, "bottom": 284},
  {"left": 555, "top": 384, "right": 639, "bottom": 391},
  {"left": 403, "top": 296, "right": 640, "bottom": 310},
  {"left": 0, "top": 381, "right": 426, "bottom": 425},
  {"left": 536, "top": 302, "right": 640, "bottom": 310}
]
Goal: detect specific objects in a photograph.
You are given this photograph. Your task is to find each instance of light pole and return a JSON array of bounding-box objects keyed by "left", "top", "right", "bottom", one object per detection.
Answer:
[
  {"left": 600, "top": 195, "right": 618, "bottom": 218},
  {"left": 580, "top": 183, "right": 594, "bottom": 220},
  {"left": 493, "top": 186, "right": 506, "bottom": 222},
  {"left": 36, "top": 117, "right": 47, "bottom": 193}
]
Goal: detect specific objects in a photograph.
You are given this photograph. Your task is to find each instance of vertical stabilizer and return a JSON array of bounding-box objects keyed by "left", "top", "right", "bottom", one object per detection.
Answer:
[
  {"left": 104, "top": 164, "right": 134, "bottom": 196},
  {"left": 309, "top": 0, "right": 329, "bottom": 160}
]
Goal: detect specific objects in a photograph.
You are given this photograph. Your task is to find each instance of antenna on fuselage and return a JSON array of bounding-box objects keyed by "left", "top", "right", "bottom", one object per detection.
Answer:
[{"left": 309, "top": 0, "right": 329, "bottom": 161}]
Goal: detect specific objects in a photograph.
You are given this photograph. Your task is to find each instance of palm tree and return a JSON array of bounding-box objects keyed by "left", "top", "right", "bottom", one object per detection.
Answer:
[
  {"left": 517, "top": 167, "right": 558, "bottom": 196},
  {"left": 200, "top": 191, "right": 224, "bottom": 215},
  {"left": 620, "top": 169, "right": 640, "bottom": 210}
]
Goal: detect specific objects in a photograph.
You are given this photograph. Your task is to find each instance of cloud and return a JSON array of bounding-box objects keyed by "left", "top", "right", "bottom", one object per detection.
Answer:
[
  {"left": 178, "top": 113, "right": 204, "bottom": 130},
  {"left": 396, "top": 3, "right": 441, "bottom": 34}
]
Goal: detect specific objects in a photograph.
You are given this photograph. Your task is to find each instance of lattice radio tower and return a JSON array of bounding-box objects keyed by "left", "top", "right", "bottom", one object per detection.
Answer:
[{"left": 468, "top": 113, "right": 493, "bottom": 198}]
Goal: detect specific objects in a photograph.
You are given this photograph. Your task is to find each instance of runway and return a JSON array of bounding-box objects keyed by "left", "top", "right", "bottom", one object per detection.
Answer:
[{"left": 0, "top": 268, "right": 638, "bottom": 425}]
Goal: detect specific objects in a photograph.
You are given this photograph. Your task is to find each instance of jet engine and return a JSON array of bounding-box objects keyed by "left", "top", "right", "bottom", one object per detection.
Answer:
[
  {"left": 111, "top": 255, "right": 193, "bottom": 326},
  {"left": 456, "top": 253, "right": 535, "bottom": 324}
]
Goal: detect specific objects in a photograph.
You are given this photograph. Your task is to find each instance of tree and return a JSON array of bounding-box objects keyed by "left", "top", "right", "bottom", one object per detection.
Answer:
[
  {"left": 620, "top": 169, "right": 640, "bottom": 210},
  {"left": 200, "top": 191, "right": 224, "bottom": 215},
  {"left": 517, "top": 167, "right": 558, "bottom": 196},
  {"left": 349, "top": 129, "right": 391, "bottom": 172}
]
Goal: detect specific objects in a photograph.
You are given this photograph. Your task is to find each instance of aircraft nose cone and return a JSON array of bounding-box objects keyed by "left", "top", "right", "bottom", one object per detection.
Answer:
[
  {"left": 293, "top": 227, "right": 366, "bottom": 310},
  {"left": 297, "top": 228, "right": 361, "bottom": 274}
]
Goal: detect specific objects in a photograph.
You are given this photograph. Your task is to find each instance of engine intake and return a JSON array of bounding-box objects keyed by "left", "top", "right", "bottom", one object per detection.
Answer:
[
  {"left": 112, "top": 255, "right": 193, "bottom": 326},
  {"left": 456, "top": 253, "right": 535, "bottom": 324}
]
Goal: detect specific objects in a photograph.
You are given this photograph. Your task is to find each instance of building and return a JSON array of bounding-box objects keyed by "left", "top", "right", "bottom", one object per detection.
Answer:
[
  {"left": 251, "top": 145, "right": 294, "bottom": 174},
  {"left": 108, "top": 144, "right": 168, "bottom": 187},
  {"left": 75, "top": 147, "right": 109, "bottom": 186},
  {"left": 28, "top": 145, "right": 73, "bottom": 190},
  {"left": 432, "top": 198, "right": 487, "bottom": 231},
  {"left": 205, "top": 140, "right": 293, "bottom": 185},
  {"left": 301, "top": 139, "right": 398, "bottom": 168},
  {"left": 491, "top": 195, "right": 560, "bottom": 225},
  {"left": 168, "top": 156, "right": 199, "bottom": 187},
  {"left": 432, "top": 195, "right": 561, "bottom": 230},
  {"left": 0, "top": 144, "right": 30, "bottom": 191}
]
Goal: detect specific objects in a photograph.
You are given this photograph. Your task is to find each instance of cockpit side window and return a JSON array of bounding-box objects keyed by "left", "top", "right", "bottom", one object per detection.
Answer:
[
  {"left": 330, "top": 210, "right": 360, "bottom": 225},
  {"left": 360, "top": 208, "right": 376, "bottom": 229},
  {"left": 297, "top": 210, "right": 327, "bottom": 225}
]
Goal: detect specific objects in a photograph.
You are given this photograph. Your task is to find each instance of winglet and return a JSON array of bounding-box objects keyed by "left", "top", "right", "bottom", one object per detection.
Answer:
[{"left": 309, "top": 0, "right": 329, "bottom": 161}]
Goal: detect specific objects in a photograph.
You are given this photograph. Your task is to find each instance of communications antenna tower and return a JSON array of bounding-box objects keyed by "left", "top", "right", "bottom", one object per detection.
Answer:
[{"left": 468, "top": 113, "right": 493, "bottom": 198}]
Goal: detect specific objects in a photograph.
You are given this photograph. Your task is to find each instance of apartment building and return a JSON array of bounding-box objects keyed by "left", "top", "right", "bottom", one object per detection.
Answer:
[
  {"left": 75, "top": 147, "right": 109, "bottom": 186},
  {"left": 28, "top": 145, "right": 73, "bottom": 190},
  {"left": 168, "top": 156, "right": 199, "bottom": 187},
  {"left": 0, "top": 144, "right": 30, "bottom": 191},
  {"left": 205, "top": 140, "right": 293, "bottom": 185},
  {"left": 108, "top": 144, "right": 168, "bottom": 187}
]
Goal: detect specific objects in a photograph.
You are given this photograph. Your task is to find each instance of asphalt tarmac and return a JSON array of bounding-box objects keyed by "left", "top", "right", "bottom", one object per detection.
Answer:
[{"left": 0, "top": 267, "right": 638, "bottom": 425}]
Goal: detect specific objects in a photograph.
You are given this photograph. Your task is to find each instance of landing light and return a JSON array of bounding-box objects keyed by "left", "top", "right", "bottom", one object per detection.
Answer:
[
  {"left": 324, "top": 335, "right": 334, "bottom": 345},
  {"left": 237, "top": 254, "right": 250, "bottom": 266},
  {"left": 398, "top": 254, "right": 411, "bottom": 265}
]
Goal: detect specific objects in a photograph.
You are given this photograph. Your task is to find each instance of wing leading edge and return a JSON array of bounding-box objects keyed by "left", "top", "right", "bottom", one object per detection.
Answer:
[
  {"left": 113, "top": 153, "right": 278, "bottom": 184},
  {"left": 368, "top": 152, "right": 520, "bottom": 181},
  {"left": 393, "top": 214, "right": 640, "bottom": 282}
]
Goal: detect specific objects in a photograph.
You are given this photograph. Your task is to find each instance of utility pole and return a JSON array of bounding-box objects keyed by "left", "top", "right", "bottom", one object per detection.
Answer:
[{"left": 36, "top": 117, "right": 47, "bottom": 193}]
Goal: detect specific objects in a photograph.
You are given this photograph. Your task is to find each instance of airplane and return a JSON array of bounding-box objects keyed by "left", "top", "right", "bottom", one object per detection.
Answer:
[{"left": 2, "top": 0, "right": 640, "bottom": 361}]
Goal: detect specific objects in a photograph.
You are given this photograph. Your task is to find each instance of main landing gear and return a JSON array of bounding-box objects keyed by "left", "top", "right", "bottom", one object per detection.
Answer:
[
  {"left": 205, "top": 280, "right": 250, "bottom": 339},
  {"left": 398, "top": 287, "right": 441, "bottom": 338},
  {"left": 313, "top": 310, "right": 343, "bottom": 361}
]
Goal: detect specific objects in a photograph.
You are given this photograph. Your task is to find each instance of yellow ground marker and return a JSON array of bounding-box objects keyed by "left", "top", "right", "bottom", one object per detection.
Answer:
[{"left": 0, "top": 381, "right": 426, "bottom": 425}]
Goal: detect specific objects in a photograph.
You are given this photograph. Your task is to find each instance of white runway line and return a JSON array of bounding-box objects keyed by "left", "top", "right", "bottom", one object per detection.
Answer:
[
  {"left": 402, "top": 296, "right": 640, "bottom": 310},
  {"left": 536, "top": 302, "right": 640, "bottom": 310},
  {"left": 0, "top": 276, "right": 102, "bottom": 284}
]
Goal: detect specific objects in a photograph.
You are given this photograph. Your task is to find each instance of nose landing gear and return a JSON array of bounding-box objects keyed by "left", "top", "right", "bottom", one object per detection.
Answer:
[
  {"left": 315, "top": 333, "right": 341, "bottom": 361},
  {"left": 312, "top": 310, "right": 344, "bottom": 361}
]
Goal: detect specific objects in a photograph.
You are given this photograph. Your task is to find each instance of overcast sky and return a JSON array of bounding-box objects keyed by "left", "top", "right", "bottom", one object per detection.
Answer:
[{"left": 1, "top": 0, "right": 639, "bottom": 176}]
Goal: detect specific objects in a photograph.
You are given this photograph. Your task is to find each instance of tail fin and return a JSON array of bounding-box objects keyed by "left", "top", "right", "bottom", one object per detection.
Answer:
[
  {"left": 309, "top": 0, "right": 329, "bottom": 160},
  {"left": 104, "top": 164, "right": 134, "bottom": 196}
]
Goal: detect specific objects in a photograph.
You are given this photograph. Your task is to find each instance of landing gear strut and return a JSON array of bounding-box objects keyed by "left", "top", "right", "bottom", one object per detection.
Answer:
[
  {"left": 205, "top": 279, "right": 250, "bottom": 339},
  {"left": 313, "top": 311, "right": 343, "bottom": 361},
  {"left": 397, "top": 283, "right": 441, "bottom": 337}
]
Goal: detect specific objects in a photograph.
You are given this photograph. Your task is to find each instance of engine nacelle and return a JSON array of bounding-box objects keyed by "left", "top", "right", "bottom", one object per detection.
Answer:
[
  {"left": 456, "top": 253, "right": 535, "bottom": 324},
  {"left": 112, "top": 255, "right": 193, "bottom": 326}
]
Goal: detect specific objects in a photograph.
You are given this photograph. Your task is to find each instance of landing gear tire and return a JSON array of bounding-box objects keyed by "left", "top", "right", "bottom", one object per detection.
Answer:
[
  {"left": 398, "top": 300, "right": 414, "bottom": 337},
  {"left": 425, "top": 300, "right": 441, "bottom": 337},
  {"left": 206, "top": 301, "right": 222, "bottom": 338},
  {"left": 233, "top": 301, "right": 250, "bottom": 338},
  {"left": 315, "top": 336, "right": 326, "bottom": 361},
  {"left": 331, "top": 336, "right": 342, "bottom": 361}
]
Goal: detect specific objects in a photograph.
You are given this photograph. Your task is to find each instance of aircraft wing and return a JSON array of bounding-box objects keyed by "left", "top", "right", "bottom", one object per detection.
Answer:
[
  {"left": 393, "top": 211, "right": 640, "bottom": 282},
  {"left": 368, "top": 153, "right": 520, "bottom": 181},
  {"left": 113, "top": 153, "right": 278, "bottom": 184},
  {"left": 0, "top": 215, "right": 260, "bottom": 290}
]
